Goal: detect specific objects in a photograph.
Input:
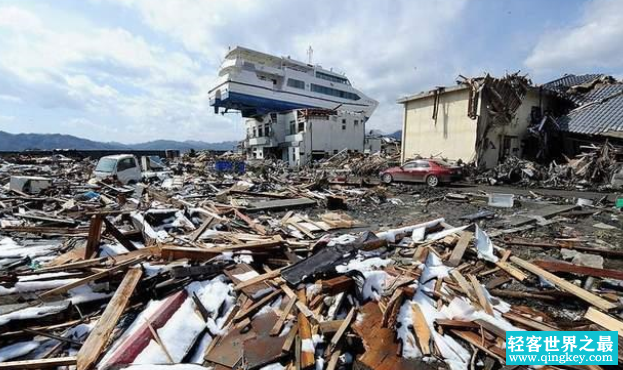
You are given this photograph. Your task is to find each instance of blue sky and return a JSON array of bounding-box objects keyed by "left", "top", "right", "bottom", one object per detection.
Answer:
[{"left": 0, "top": 0, "right": 622, "bottom": 143}]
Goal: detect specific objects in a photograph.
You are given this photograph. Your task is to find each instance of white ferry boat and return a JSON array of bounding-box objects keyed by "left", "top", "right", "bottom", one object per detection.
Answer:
[{"left": 209, "top": 46, "right": 378, "bottom": 118}]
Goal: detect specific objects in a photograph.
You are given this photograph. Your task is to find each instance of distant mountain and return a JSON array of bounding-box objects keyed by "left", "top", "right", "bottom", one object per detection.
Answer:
[{"left": 0, "top": 131, "right": 238, "bottom": 152}]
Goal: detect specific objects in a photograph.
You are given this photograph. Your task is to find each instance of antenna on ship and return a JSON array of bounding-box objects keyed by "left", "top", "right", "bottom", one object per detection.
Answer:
[{"left": 307, "top": 46, "right": 313, "bottom": 65}]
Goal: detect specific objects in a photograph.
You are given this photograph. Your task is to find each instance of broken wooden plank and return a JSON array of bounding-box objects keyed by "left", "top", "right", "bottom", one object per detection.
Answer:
[
  {"left": 328, "top": 307, "right": 355, "bottom": 354},
  {"left": 0, "top": 357, "right": 77, "bottom": 369},
  {"left": 233, "top": 290, "right": 281, "bottom": 323},
  {"left": 233, "top": 267, "right": 285, "bottom": 291},
  {"left": 447, "top": 231, "right": 472, "bottom": 267},
  {"left": 77, "top": 268, "right": 142, "bottom": 370},
  {"left": 102, "top": 217, "right": 138, "bottom": 252},
  {"left": 510, "top": 256, "right": 617, "bottom": 311},
  {"left": 297, "top": 289, "right": 315, "bottom": 369},
  {"left": 468, "top": 274, "right": 494, "bottom": 315},
  {"left": 245, "top": 197, "right": 317, "bottom": 212},
  {"left": 39, "top": 256, "right": 144, "bottom": 300},
  {"left": 271, "top": 296, "right": 297, "bottom": 336},
  {"left": 534, "top": 260, "right": 623, "bottom": 281},
  {"left": 411, "top": 304, "right": 431, "bottom": 355},
  {"left": 584, "top": 307, "right": 623, "bottom": 337}
]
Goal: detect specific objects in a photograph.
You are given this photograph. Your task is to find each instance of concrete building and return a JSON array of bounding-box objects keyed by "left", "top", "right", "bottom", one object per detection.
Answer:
[
  {"left": 243, "top": 109, "right": 369, "bottom": 166},
  {"left": 398, "top": 75, "right": 557, "bottom": 168}
]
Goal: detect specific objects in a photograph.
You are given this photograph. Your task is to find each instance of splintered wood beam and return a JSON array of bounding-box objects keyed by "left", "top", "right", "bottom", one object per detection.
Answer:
[
  {"left": 233, "top": 208, "right": 267, "bottom": 235},
  {"left": 76, "top": 268, "right": 143, "bottom": 370},
  {"left": 510, "top": 256, "right": 617, "bottom": 312},
  {"left": 271, "top": 296, "right": 297, "bottom": 336},
  {"left": 584, "top": 307, "right": 623, "bottom": 337},
  {"left": 467, "top": 274, "right": 494, "bottom": 315},
  {"left": 297, "top": 289, "right": 315, "bottom": 369},
  {"left": 102, "top": 217, "right": 138, "bottom": 251},
  {"left": 85, "top": 215, "right": 103, "bottom": 259},
  {"left": 0, "top": 357, "right": 77, "bottom": 369},
  {"left": 534, "top": 260, "right": 623, "bottom": 281},
  {"left": 38, "top": 256, "right": 144, "bottom": 300},
  {"left": 233, "top": 267, "right": 285, "bottom": 291},
  {"left": 328, "top": 307, "right": 355, "bottom": 354},
  {"left": 495, "top": 261, "right": 527, "bottom": 282},
  {"left": 411, "top": 304, "right": 431, "bottom": 355},
  {"left": 447, "top": 231, "right": 472, "bottom": 267},
  {"left": 233, "top": 290, "right": 281, "bottom": 323}
]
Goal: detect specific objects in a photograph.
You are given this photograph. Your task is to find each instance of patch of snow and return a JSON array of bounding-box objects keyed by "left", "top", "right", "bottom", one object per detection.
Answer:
[
  {"left": 301, "top": 338, "right": 315, "bottom": 353},
  {"left": 335, "top": 256, "right": 392, "bottom": 273},
  {"left": 0, "top": 301, "right": 69, "bottom": 326},
  {"left": 0, "top": 340, "right": 40, "bottom": 362},
  {"left": 260, "top": 364, "right": 285, "bottom": 370}
]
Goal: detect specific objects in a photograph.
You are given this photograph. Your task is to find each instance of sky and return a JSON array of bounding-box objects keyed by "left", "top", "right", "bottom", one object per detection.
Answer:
[{"left": 1, "top": 0, "right": 623, "bottom": 144}]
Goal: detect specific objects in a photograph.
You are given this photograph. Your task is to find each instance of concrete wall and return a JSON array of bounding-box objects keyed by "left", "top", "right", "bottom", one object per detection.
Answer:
[{"left": 401, "top": 88, "right": 478, "bottom": 163}]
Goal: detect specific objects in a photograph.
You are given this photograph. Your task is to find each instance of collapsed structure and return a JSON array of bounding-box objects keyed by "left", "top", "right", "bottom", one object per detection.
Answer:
[
  {"left": 208, "top": 46, "right": 380, "bottom": 166},
  {"left": 398, "top": 73, "right": 623, "bottom": 170}
]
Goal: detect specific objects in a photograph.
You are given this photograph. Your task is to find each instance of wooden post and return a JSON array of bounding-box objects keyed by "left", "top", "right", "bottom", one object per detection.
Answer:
[
  {"left": 297, "top": 289, "right": 315, "bottom": 369},
  {"left": 77, "top": 268, "right": 143, "bottom": 370},
  {"left": 85, "top": 215, "right": 103, "bottom": 259}
]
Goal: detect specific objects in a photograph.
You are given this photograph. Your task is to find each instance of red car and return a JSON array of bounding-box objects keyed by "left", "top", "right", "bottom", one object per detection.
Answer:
[{"left": 380, "top": 159, "right": 462, "bottom": 187}]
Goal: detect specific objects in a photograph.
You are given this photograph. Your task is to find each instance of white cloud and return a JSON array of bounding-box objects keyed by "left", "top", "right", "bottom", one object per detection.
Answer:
[
  {"left": 0, "top": 0, "right": 469, "bottom": 142},
  {"left": 525, "top": 0, "right": 623, "bottom": 74},
  {"left": 106, "top": 0, "right": 469, "bottom": 134}
]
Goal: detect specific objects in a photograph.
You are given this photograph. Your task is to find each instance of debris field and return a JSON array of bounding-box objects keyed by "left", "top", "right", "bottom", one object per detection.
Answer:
[{"left": 0, "top": 152, "right": 622, "bottom": 370}]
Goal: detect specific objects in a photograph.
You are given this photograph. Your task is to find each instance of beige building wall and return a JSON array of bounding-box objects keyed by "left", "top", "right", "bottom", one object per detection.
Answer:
[{"left": 401, "top": 88, "right": 478, "bottom": 163}]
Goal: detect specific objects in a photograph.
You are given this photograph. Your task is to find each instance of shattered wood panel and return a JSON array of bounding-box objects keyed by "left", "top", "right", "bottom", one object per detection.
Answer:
[
  {"left": 242, "top": 311, "right": 289, "bottom": 369},
  {"left": 224, "top": 264, "right": 274, "bottom": 299},
  {"left": 352, "top": 302, "right": 432, "bottom": 370}
]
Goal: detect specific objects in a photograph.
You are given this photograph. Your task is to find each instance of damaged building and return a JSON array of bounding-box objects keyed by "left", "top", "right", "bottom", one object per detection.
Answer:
[
  {"left": 244, "top": 109, "right": 376, "bottom": 166},
  {"left": 398, "top": 73, "right": 563, "bottom": 169},
  {"left": 398, "top": 72, "right": 623, "bottom": 170},
  {"left": 543, "top": 74, "right": 623, "bottom": 154}
]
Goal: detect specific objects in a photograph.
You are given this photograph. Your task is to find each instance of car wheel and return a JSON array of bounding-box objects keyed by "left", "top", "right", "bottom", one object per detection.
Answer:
[
  {"left": 381, "top": 173, "right": 393, "bottom": 184},
  {"left": 426, "top": 175, "right": 439, "bottom": 187}
]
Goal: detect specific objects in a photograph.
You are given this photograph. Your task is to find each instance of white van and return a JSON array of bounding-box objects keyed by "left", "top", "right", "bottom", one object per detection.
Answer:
[{"left": 93, "top": 154, "right": 142, "bottom": 185}]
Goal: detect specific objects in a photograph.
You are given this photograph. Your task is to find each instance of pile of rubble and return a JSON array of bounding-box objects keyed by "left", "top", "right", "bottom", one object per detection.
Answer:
[
  {"left": 320, "top": 151, "right": 401, "bottom": 176},
  {"left": 477, "top": 142, "right": 623, "bottom": 190},
  {"left": 0, "top": 153, "right": 622, "bottom": 370}
]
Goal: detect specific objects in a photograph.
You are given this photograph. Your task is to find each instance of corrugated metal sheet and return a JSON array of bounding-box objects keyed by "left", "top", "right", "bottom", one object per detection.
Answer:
[{"left": 557, "top": 84, "right": 623, "bottom": 135}]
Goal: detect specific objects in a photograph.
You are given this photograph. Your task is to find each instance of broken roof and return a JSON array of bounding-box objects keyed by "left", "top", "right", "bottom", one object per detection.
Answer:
[{"left": 557, "top": 83, "right": 623, "bottom": 137}]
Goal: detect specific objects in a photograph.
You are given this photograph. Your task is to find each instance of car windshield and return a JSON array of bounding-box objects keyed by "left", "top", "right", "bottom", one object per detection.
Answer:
[{"left": 95, "top": 158, "right": 116, "bottom": 173}]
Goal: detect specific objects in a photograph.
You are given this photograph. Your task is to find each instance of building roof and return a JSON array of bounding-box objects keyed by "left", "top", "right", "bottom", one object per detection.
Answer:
[
  {"left": 396, "top": 85, "right": 468, "bottom": 104},
  {"left": 541, "top": 74, "right": 606, "bottom": 94},
  {"left": 557, "top": 84, "right": 623, "bottom": 137}
]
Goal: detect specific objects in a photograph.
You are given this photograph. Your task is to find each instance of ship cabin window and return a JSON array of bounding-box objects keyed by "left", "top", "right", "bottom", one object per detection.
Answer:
[
  {"left": 298, "top": 121, "right": 305, "bottom": 132},
  {"left": 287, "top": 78, "right": 306, "bottom": 90},
  {"left": 252, "top": 127, "right": 257, "bottom": 138},
  {"left": 310, "top": 84, "right": 360, "bottom": 100},
  {"left": 342, "top": 119, "right": 347, "bottom": 130},
  {"left": 258, "top": 126, "right": 263, "bottom": 137},
  {"left": 354, "top": 120, "right": 359, "bottom": 126},
  {"left": 264, "top": 124, "right": 270, "bottom": 136},
  {"left": 316, "top": 71, "right": 350, "bottom": 85},
  {"left": 243, "top": 62, "right": 255, "bottom": 71}
]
